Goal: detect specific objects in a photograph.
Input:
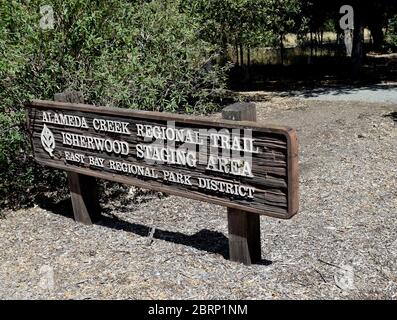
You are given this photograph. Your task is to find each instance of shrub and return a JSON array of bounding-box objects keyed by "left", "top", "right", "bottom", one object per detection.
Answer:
[{"left": 0, "top": 0, "right": 229, "bottom": 208}]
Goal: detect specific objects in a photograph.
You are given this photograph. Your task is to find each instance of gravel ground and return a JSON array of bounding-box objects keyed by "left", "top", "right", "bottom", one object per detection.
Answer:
[{"left": 0, "top": 97, "right": 396, "bottom": 299}]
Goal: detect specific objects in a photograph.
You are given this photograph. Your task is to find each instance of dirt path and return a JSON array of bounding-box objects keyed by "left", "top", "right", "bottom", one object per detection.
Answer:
[
  {"left": 291, "top": 83, "right": 397, "bottom": 104},
  {"left": 239, "top": 82, "right": 397, "bottom": 104},
  {"left": 0, "top": 98, "right": 396, "bottom": 299}
]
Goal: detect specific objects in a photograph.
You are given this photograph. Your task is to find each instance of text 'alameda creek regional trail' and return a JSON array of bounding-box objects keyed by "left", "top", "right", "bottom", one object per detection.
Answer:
[{"left": 28, "top": 99, "right": 298, "bottom": 219}]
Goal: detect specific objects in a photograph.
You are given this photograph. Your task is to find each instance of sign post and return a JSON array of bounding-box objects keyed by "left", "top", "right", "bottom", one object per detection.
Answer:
[
  {"left": 54, "top": 91, "right": 101, "bottom": 224},
  {"left": 26, "top": 95, "right": 299, "bottom": 264},
  {"left": 222, "top": 102, "right": 261, "bottom": 264}
]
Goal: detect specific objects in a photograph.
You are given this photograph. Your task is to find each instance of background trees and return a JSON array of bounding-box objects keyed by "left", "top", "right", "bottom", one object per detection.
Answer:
[
  {"left": 183, "top": 0, "right": 397, "bottom": 71},
  {"left": 181, "top": 0, "right": 303, "bottom": 68}
]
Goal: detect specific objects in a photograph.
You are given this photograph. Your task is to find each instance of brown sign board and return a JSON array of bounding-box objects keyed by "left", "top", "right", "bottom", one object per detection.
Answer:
[{"left": 26, "top": 99, "right": 299, "bottom": 219}]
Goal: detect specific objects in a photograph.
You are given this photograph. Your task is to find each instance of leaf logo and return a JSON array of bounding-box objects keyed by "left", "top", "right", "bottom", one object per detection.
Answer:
[{"left": 41, "top": 124, "right": 55, "bottom": 157}]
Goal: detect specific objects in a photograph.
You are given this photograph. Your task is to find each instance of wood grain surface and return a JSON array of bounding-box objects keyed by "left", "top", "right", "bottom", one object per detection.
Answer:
[{"left": 26, "top": 99, "right": 299, "bottom": 219}]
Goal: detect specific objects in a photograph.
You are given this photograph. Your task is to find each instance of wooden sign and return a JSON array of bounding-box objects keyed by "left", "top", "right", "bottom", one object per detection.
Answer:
[{"left": 26, "top": 99, "right": 299, "bottom": 219}]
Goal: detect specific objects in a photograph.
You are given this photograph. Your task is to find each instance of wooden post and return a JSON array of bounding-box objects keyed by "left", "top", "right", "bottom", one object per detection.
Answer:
[
  {"left": 222, "top": 102, "right": 261, "bottom": 265},
  {"left": 54, "top": 91, "right": 101, "bottom": 225}
]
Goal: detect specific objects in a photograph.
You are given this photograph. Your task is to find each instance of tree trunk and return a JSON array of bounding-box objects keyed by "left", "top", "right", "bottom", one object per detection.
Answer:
[
  {"left": 369, "top": 23, "right": 384, "bottom": 51},
  {"left": 239, "top": 43, "right": 244, "bottom": 67},
  {"left": 351, "top": 11, "right": 365, "bottom": 78},
  {"left": 336, "top": 29, "right": 342, "bottom": 45},
  {"left": 235, "top": 42, "right": 239, "bottom": 66},
  {"left": 247, "top": 46, "right": 251, "bottom": 81},
  {"left": 247, "top": 46, "right": 251, "bottom": 68},
  {"left": 220, "top": 26, "right": 228, "bottom": 66},
  {"left": 280, "top": 34, "right": 284, "bottom": 65},
  {"left": 309, "top": 31, "right": 314, "bottom": 64}
]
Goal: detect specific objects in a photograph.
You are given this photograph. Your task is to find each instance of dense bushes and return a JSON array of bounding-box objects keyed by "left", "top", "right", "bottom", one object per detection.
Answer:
[{"left": 0, "top": 0, "right": 229, "bottom": 208}]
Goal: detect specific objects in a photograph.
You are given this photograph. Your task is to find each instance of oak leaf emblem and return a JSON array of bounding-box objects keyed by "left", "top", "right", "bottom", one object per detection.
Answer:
[{"left": 41, "top": 124, "right": 55, "bottom": 157}]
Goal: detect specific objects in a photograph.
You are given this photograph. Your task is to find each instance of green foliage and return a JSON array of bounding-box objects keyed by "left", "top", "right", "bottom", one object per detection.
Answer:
[
  {"left": 181, "top": 0, "right": 273, "bottom": 48},
  {"left": 386, "top": 15, "right": 397, "bottom": 49},
  {"left": 262, "top": 0, "right": 304, "bottom": 42},
  {"left": 0, "top": 0, "right": 40, "bottom": 208},
  {"left": 181, "top": 0, "right": 304, "bottom": 56},
  {"left": 0, "top": 0, "right": 228, "bottom": 208}
]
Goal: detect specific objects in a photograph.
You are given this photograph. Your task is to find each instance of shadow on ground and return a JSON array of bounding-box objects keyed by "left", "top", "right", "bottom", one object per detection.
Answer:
[
  {"left": 276, "top": 83, "right": 397, "bottom": 99},
  {"left": 36, "top": 196, "right": 272, "bottom": 266}
]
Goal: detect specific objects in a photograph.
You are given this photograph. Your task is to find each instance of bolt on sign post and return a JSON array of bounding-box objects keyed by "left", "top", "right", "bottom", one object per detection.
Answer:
[{"left": 26, "top": 92, "right": 299, "bottom": 265}]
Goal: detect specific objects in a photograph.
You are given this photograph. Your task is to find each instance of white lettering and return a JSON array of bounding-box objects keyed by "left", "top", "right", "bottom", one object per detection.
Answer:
[
  {"left": 206, "top": 155, "right": 253, "bottom": 177},
  {"left": 93, "top": 118, "right": 131, "bottom": 134},
  {"left": 198, "top": 178, "right": 255, "bottom": 199},
  {"left": 43, "top": 112, "right": 88, "bottom": 129},
  {"left": 62, "top": 132, "right": 129, "bottom": 155}
]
